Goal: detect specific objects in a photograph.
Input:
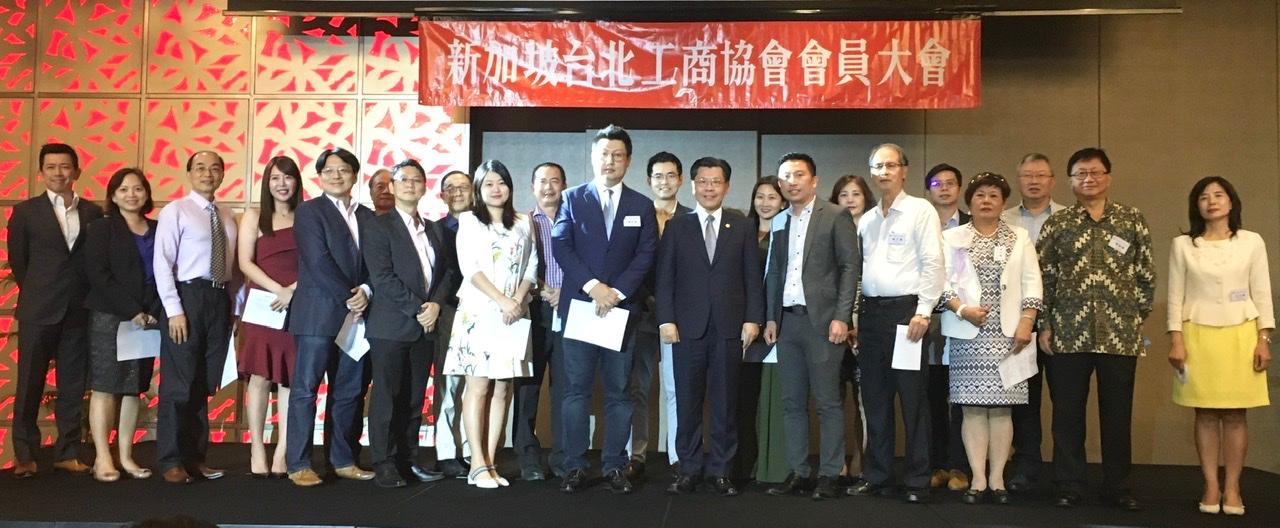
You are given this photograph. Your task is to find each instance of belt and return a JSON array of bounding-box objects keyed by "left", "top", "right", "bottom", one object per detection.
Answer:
[
  {"left": 863, "top": 295, "right": 916, "bottom": 305},
  {"left": 782, "top": 305, "right": 807, "bottom": 315},
  {"left": 179, "top": 278, "right": 227, "bottom": 289}
]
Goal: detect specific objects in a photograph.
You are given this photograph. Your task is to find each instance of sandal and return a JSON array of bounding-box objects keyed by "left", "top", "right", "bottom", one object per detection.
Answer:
[{"left": 468, "top": 466, "right": 499, "bottom": 489}]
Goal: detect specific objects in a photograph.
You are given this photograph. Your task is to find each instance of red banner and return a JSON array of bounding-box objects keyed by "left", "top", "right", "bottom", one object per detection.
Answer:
[{"left": 419, "top": 20, "right": 979, "bottom": 109}]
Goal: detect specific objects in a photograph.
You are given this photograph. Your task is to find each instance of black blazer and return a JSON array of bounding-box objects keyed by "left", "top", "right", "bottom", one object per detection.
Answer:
[
  {"left": 83, "top": 215, "right": 161, "bottom": 321},
  {"left": 289, "top": 196, "right": 375, "bottom": 337},
  {"left": 7, "top": 193, "right": 104, "bottom": 324},
  {"left": 655, "top": 209, "right": 764, "bottom": 340},
  {"left": 363, "top": 212, "right": 457, "bottom": 342}
]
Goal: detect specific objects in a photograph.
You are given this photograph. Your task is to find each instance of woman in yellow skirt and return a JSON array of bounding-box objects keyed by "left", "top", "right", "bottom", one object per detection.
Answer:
[{"left": 1167, "top": 176, "right": 1272, "bottom": 517}]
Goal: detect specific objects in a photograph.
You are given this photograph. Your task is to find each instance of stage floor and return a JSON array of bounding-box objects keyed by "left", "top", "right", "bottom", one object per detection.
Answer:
[{"left": 0, "top": 443, "right": 1276, "bottom": 528}]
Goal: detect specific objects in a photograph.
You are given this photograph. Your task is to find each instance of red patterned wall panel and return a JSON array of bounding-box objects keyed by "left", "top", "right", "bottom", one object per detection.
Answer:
[
  {"left": 361, "top": 17, "right": 417, "bottom": 95},
  {"left": 143, "top": 99, "right": 248, "bottom": 202},
  {"left": 36, "top": 0, "right": 143, "bottom": 93},
  {"left": 360, "top": 102, "right": 468, "bottom": 219},
  {"left": 146, "top": 0, "right": 251, "bottom": 93},
  {"left": 0, "top": 206, "right": 16, "bottom": 311},
  {"left": 0, "top": 315, "right": 16, "bottom": 399},
  {"left": 252, "top": 100, "right": 355, "bottom": 201},
  {"left": 35, "top": 98, "right": 140, "bottom": 201},
  {"left": 0, "top": 0, "right": 36, "bottom": 91},
  {"left": 0, "top": 99, "right": 32, "bottom": 201},
  {"left": 255, "top": 16, "right": 358, "bottom": 95}
]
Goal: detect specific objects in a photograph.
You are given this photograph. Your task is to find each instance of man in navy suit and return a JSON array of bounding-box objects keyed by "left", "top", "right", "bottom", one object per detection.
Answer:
[
  {"left": 655, "top": 157, "right": 763, "bottom": 497},
  {"left": 286, "top": 147, "right": 377, "bottom": 487},
  {"left": 553, "top": 125, "right": 658, "bottom": 494},
  {"left": 362, "top": 159, "right": 455, "bottom": 488}
]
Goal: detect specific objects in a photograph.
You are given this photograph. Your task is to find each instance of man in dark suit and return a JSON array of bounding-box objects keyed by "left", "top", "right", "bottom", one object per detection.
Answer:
[
  {"left": 552, "top": 125, "right": 658, "bottom": 494},
  {"left": 285, "top": 147, "right": 377, "bottom": 487},
  {"left": 431, "top": 168, "right": 472, "bottom": 477},
  {"left": 656, "top": 157, "right": 763, "bottom": 497},
  {"left": 362, "top": 159, "right": 455, "bottom": 488},
  {"left": 7, "top": 143, "right": 104, "bottom": 477},
  {"left": 762, "top": 152, "right": 861, "bottom": 500}
]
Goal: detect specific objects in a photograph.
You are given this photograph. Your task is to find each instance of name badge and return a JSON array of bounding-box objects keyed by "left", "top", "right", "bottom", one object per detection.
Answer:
[
  {"left": 1230, "top": 289, "right": 1249, "bottom": 302},
  {"left": 887, "top": 232, "right": 907, "bottom": 246},
  {"left": 1108, "top": 235, "right": 1131, "bottom": 254},
  {"left": 623, "top": 215, "right": 641, "bottom": 227},
  {"left": 993, "top": 245, "right": 1008, "bottom": 263}
]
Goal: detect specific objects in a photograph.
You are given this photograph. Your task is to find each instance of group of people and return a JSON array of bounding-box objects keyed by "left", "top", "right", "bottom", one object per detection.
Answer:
[{"left": 7, "top": 126, "right": 1271, "bottom": 517}]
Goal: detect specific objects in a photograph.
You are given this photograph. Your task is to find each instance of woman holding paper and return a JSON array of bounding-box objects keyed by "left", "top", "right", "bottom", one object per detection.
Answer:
[
  {"left": 84, "top": 167, "right": 161, "bottom": 482},
  {"left": 443, "top": 160, "right": 538, "bottom": 488},
  {"left": 236, "top": 155, "right": 302, "bottom": 478},
  {"left": 937, "top": 172, "right": 1041, "bottom": 505},
  {"left": 1167, "top": 176, "right": 1271, "bottom": 516}
]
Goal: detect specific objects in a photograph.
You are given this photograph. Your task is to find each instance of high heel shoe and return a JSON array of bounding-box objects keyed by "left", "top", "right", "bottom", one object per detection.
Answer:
[
  {"left": 1222, "top": 504, "right": 1245, "bottom": 516},
  {"left": 1197, "top": 502, "right": 1220, "bottom": 514},
  {"left": 467, "top": 467, "right": 499, "bottom": 489}
]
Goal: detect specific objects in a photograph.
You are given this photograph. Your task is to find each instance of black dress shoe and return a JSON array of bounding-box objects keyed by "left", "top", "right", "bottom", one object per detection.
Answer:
[
  {"left": 991, "top": 489, "right": 1010, "bottom": 505},
  {"left": 844, "top": 478, "right": 886, "bottom": 497},
  {"left": 766, "top": 472, "right": 812, "bottom": 496},
  {"left": 409, "top": 464, "right": 445, "bottom": 483},
  {"left": 1055, "top": 492, "right": 1081, "bottom": 508},
  {"left": 375, "top": 465, "right": 407, "bottom": 488},
  {"left": 667, "top": 474, "right": 697, "bottom": 495},
  {"left": 1106, "top": 494, "right": 1141, "bottom": 511},
  {"left": 1007, "top": 473, "right": 1034, "bottom": 492},
  {"left": 437, "top": 458, "right": 466, "bottom": 479},
  {"left": 962, "top": 488, "right": 988, "bottom": 505},
  {"left": 710, "top": 477, "right": 738, "bottom": 497},
  {"left": 560, "top": 469, "right": 586, "bottom": 493},
  {"left": 812, "top": 476, "right": 839, "bottom": 501},
  {"left": 520, "top": 466, "right": 547, "bottom": 481},
  {"left": 904, "top": 488, "right": 931, "bottom": 504},
  {"left": 624, "top": 458, "right": 646, "bottom": 479},
  {"left": 606, "top": 468, "right": 634, "bottom": 494}
]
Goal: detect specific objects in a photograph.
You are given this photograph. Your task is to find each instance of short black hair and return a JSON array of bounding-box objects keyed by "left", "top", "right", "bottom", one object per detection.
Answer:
[
  {"left": 925, "top": 163, "right": 962, "bottom": 192},
  {"left": 593, "top": 124, "right": 632, "bottom": 156},
  {"left": 690, "top": 157, "right": 732, "bottom": 183},
  {"left": 390, "top": 159, "right": 426, "bottom": 181},
  {"left": 442, "top": 169, "right": 470, "bottom": 186},
  {"left": 185, "top": 150, "right": 224, "bottom": 172},
  {"left": 314, "top": 147, "right": 360, "bottom": 176},
  {"left": 646, "top": 151, "right": 682, "bottom": 178},
  {"left": 777, "top": 152, "right": 816, "bottom": 175},
  {"left": 964, "top": 172, "right": 1012, "bottom": 205},
  {"left": 1185, "top": 176, "right": 1242, "bottom": 244},
  {"left": 1067, "top": 147, "right": 1111, "bottom": 175},
  {"left": 472, "top": 159, "right": 516, "bottom": 229},
  {"left": 258, "top": 155, "right": 302, "bottom": 236},
  {"left": 104, "top": 167, "right": 153, "bottom": 217},
  {"left": 531, "top": 162, "right": 565, "bottom": 183},
  {"left": 39, "top": 143, "right": 79, "bottom": 171}
]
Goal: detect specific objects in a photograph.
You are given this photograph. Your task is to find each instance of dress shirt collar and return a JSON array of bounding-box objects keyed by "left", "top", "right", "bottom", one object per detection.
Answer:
[
  {"left": 46, "top": 189, "right": 79, "bottom": 209},
  {"left": 594, "top": 179, "right": 623, "bottom": 199},
  {"left": 531, "top": 204, "right": 559, "bottom": 221},
  {"left": 944, "top": 210, "right": 961, "bottom": 228},
  {"left": 186, "top": 190, "right": 213, "bottom": 210},
  {"left": 786, "top": 197, "right": 815, "bottom": 219},
  {"left": 695, "top": 204, "right": 721, "bottom": 226},
  {"left": 394, "top": 207, "right": 423, "bottom": 232},
  {"left": 325, "top": 193, "right": 356, "bottom": 215},
  {"left": 1018, "top": 201, "right": 1060, "bottom": 217}
]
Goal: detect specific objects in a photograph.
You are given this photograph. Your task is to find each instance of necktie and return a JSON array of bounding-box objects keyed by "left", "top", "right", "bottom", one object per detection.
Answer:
[
  {"left": 704, "top": 214, "right": 717, "bottom": 262},
  {"left": 603, "top": 188, "right": 616, "bottom": 240},
  {"left": 208, "top": 203, "right": 227, "bottom": 282}
]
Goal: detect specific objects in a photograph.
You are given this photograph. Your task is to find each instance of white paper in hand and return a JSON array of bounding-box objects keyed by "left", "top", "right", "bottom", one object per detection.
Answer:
[
  {"left": 891, "top": 324, "right": 923, "bottom": 371},
  {"left": 116, "top": 322, "right": 161, "bottom": 362},
  {"left": 762, "top": 344, "right": 778, "bottom": 364},
  {"left": 219, "top": 332, "right": 238, "bottom": 390},
  {"left": 563, "top": 299, "right": 629, "bottom": 351},
  {"left": 997, "top": 334, "right": 1038, "bottom": 389},
  {"left": 242, "top": 288, "right": 287, "bottom": 329},
  {"left": 336, "top": 312, "right": 370, "bottom": 361}
]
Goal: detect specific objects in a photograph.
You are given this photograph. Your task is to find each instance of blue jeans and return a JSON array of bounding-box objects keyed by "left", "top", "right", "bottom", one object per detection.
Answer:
[
  {"left": 561, "top": 325, "right": 638, "bottom": 473},
  {"left": 286, "top": 335, "right": 369, "bottom": 473}
]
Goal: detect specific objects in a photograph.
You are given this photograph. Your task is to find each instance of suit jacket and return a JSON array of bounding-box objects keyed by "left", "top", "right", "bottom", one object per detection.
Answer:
[
  {"left": 765, "top": 200, "right": 861, "bottom": 333},
  {"left": 655, "top": 209, "right": 764, "bottom": 340},
  {"left": 551, "top": 182, "right": 658, "bottom": 320},
  {"left": 940, "top": 223, "right": 1042, "bottom": 339},
  {"left": 83, "top": 215, "right": 162, "bottom": 320},
  {"left": 363, "top": 212, "right": 457, "bottom": 342},
  {"left": 640, "top": 202, "right": 691, "bottom": 323},
  {"left": 7, "top": 193, "right": 104, "bottom": 324},
  {"left": 289, "top": 196, "right": 375, "bottom": 337}
]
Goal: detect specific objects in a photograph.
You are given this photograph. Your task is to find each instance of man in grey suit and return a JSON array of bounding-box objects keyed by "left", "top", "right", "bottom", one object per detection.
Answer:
[{"left": 763, "top": 152, "right": 861, "bottom": 500}]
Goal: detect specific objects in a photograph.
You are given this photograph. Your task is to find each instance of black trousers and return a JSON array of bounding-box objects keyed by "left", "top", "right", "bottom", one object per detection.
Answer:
[
  {"left": 512, "top": 300, "right": 565, "bottom": 472},
  {"left": 732, "top": 360, "right": 763, "bottom": 479},
  {"left": 1048, "top": 352, "right": 1137, "bottom": 495},
  {"left": 926, "top": 364, "right": 970, "bottom": 473},
  {"left": 12, "top": 312, "right": 89, "bottom": 463},
  {"left": 859, "top": 295, "right": 931, "bottom": 489},
  {"left": 1010, "top": 350, "right": 1049, "bottom": 480},
  {"left": 673, "top": 322, "right": 741, "bottom": 478},
  {"left": 367, "top": 336, "right": 434, "bottom": 468},
  {"left": 157, "top": 283, "right": 231, "bottom": 471}
]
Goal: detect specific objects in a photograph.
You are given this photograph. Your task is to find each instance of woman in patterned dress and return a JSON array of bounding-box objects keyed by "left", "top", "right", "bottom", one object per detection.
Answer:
[
  {"left": 443, "top": 159, "right": 538, "bottom": 488},
  {"left": 938, "top": 173, "right": 1042, "bottom": 505}
]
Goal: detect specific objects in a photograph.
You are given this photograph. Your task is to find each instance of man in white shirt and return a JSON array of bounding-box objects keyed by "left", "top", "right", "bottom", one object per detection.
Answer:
[{"left": 849, "top": 143, "right": 944, "bottom": 503}]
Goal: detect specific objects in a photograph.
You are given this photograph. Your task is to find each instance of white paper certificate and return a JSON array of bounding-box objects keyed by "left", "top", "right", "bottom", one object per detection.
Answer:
[
  {"left": 335, "top": 312, "right": 370, "bottom": 361},
  {"left": 481, "top": 317, "right": 533, "bottom": 360},
  {"left": 242, "top": 288, "right": 287, "bottom": 329},
  {"left": 998, "top": 334, "right": 1039, "bottom": 389},
  {"left": 220, "top": 333, "right": 239, "bottom": 390},
  {"left": 891, "top": 324, "right": 923, "bottom": 371},
  {"left": 116, "top": 322, "right": 161, "bottom": 362},
  {"left": 563, "top": 299, "right": 630, "bottom": 352}
]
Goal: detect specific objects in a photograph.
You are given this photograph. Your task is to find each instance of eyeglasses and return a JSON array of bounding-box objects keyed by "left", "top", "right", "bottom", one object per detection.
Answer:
[
  {"left": 394, "top": 177, "right": 426, "bottom": 185},
  {"left": 192, "top": 166, "right": 224, "bottom": 175},
  {"left": 442, "top": 184, "right": 470, "bottom": 195},
  {"left": 694, "top": 178, "right": 726, "bottom": 187},
  {"left": 1070, "top": 170, "right": 1108, "bottom": 180},
  {"left": 320, "top": 167, "right": 354, "bottom": 177},
  {"left": 870, "top": 162, "right": 905, "bottom": 171},
  {"left": 598, "top": 151, "right": 628, "bottom": 162},
  {"left": 928, "top": 180, "right": 959, "bottom": 189}
]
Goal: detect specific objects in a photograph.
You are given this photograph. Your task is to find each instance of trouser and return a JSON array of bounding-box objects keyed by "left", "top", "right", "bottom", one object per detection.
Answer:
[
  {"left": 1048, "top": 352, "right": 1137, "bottom": 495},
  {"left": 673, "top": 322, "right": 740, "bottom": 478},
  {"left": 733, "top": 360, "right": 763, "bottom": 479},
  {"left": 1010, "top": 350, "right": 1049, "bottom": 479},
  {"left": 859, "top": 295, "right": 931, "bottom": 489},
  {"left": 11, "top": 313, "right": 88, "bottom": 463},
  {"left": 513, "top": 300, "right": 565, "bottom": 471},
  {"left": 433, "top": 306, "right": 469, "bottom": 460},
  {"left": 777, "top": 307, "right": 845, "bottom": 478},
  {"left": 156, "top": 283, "right": 231, "bottom": 471},
  {"left": 561, "top": 315, "right": 639, "bottom": 473},
  {"left": 927, "top": 364, "right": 970, "bottom": 473},
  {"left": 286, "top": 334, "right": 368, "bottom": 473},
  {"left": 367, "top": 336, "right": 433, "bottom": 468}
]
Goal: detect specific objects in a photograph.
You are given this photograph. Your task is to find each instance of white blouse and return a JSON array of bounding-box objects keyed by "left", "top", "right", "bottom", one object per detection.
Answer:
[{"left": 1166, "top": 230, "right": 1274, "bottom": 331}]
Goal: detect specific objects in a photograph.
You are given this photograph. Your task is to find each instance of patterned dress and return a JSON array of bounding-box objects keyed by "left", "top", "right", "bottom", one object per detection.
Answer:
[{"left": 941, "top": 222, "right": 1043, "bottom": 406}]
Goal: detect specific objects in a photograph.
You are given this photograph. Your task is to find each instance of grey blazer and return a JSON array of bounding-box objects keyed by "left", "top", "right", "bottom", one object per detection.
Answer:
[{"left": 765, "top": 200, "right": 861, "bottom": 334}]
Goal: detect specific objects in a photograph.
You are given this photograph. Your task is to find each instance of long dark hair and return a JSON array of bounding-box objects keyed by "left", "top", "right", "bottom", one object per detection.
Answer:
[
  {"left": 258, "top": 156, "right": 302, "bottom": 237},
  {"left": 1184, "top": 175, "right": 1242, "bottom": 245},
  {"left": 747, "top": 176, "right": 783, "bottom": 224},
  {"left": 104, "top": 167, "right": 153, "bottom": 217},
  {"left": 472, "top": 159, "right": 516, "bottom": 229}
]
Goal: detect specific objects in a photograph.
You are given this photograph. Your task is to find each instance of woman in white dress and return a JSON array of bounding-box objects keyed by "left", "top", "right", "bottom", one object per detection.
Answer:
[{"left": 444, "top": 159, "right": 538, "bottom": 488}]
